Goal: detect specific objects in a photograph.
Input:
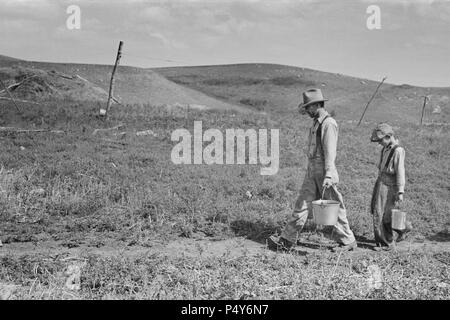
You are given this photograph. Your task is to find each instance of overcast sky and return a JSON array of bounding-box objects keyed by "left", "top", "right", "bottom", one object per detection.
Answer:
[{"left": 0, "top": 0, "right": 449, "bottom": 87}]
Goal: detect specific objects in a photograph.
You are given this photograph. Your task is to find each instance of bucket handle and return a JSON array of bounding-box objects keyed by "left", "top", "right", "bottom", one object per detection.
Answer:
[{"left": 321, "top": 186, "right": 329, "bottom": 200}]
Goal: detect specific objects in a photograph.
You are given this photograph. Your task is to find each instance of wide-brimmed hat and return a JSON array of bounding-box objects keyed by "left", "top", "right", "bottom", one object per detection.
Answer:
[
  {"left": 370, "top": 123, "right": 394, "bottom": 142},
  {"left": 298, "top": 88, "right": 328, "bottom": 109}
]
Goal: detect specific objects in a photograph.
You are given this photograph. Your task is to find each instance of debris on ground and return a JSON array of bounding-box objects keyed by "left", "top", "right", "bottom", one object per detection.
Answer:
[
  {"left": 432, "top": 105, "right": 441, "bottom": 114},
  {"left": 114, "top": 132, "right": 127, "bottom": 139},
  {"left": 136, "top": 129, "right": 157, "bottom": 137},
  {"left": 92, "top": 124, "right": 125, "bottom": 136},
  {"left": 0, "top": 127, "right": 65, "bottom": 134},
  {"left": 367, "top": 264, "right": 383, "bottom": 290},
  {"left": 0, "top": 283, "right": 18, "bottom": 300},
  {"left": 30, "top": 188, "right": 46, "bottom": 197},
  {"left": 0, "top": 66, "right": 110, "bottom": 102},
  {"left": 64, "top": 261, "right": 87, "bottom": 291}
]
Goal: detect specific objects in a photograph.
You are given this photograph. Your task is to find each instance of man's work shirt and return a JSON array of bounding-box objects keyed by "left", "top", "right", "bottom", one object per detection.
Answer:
[
  {"left": 307, "top": 109, "right": 339, "bottom": 183},
  {"left": 378, "top": 139, "right": 406, "bottom": 193}
]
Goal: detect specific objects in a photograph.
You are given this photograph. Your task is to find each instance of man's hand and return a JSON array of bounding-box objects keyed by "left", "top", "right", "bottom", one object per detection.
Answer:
[
  {"left": 323, "top": 177, "right": 333, "bottom": 188},
  {"left": 396, "top": 193, "right": 404, "bottom": 202}
]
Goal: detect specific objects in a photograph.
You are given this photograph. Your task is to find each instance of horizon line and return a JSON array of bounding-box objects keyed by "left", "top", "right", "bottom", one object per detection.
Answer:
[{"left": 2, "top": 53, "right": 448, "bottom": 89}]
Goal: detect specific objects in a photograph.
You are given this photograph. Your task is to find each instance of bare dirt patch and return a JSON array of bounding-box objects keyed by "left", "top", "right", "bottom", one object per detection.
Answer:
[{"left": 1, "top": 236, "right": 448, "bottom": 262}]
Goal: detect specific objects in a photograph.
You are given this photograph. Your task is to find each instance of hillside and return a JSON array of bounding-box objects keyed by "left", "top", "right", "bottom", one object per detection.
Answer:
[
  {"left": 154, "top": 64, "right": 450, "bottom": 124},
  {"left": 2, "top": 53, "right": 449, "bottom": 123},
  {"left": 0, "top": 59, "right": 248, "bottom": 112},
  {"left": 0, "top": 54, "right": 22, "bottom": 63},
  {"left": 1, "top": 54, "right": 448, "bottom": 123}
]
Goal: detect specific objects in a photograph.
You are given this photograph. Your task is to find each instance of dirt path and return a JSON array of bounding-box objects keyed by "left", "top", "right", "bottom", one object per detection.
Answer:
[{"left": 1, "top": 236, "right": 449, "bottom": 260}]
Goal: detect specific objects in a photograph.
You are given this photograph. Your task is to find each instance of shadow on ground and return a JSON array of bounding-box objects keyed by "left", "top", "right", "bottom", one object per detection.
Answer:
[
  {"left": 230, "top": 219, "right": 381, "bottom": 251},
  {"left": 230, "top": 218, "right": 323, "bottom": 244},
  {"left": 230, "top": 219, "right": 280, "bottom": 244},
  {"left": 427, "top": 231, "right": 450, "bottom": 242},
  {"left": 354, "top": 234, "right": 377, "bottom": 249}
]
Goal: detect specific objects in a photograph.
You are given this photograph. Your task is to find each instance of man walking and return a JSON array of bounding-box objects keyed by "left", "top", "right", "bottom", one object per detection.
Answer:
[{"left": 268, "top": 88, "right": 357, "bottom": 252}]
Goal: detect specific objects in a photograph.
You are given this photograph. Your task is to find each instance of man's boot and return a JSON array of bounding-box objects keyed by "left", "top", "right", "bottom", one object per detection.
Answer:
[
  {"left": 267, "top": 235, "right": 294, "bottom": 252},
  {"left": 331, "top": 240, "right": 357, "bottom": 252},
  {"left": 373, "top": 242, "right": 395, "bottom": 252}
]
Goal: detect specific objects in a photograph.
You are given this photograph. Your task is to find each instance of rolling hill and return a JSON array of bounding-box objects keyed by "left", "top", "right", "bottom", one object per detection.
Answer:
[
  {"left": 154, "top": 63, "right": 450, "bottom": 124},
  {"left": 0, "top": 54, "right": 22, "bottom": 63},
  {"left": 1, "top": 53, "right": 448, "bottom": 123},
  {"left": 0, "top": 57, "right": 248, "bottom": 113}
]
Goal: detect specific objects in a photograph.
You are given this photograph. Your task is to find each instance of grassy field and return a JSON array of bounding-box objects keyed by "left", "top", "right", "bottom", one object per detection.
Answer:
[{"left": 0, "top": 60, "right": 449, "bottom": 300}]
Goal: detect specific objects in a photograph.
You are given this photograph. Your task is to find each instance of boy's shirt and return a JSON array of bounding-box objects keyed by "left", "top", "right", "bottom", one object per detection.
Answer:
[{"left": 378, "top": 140, "right": 406, "bottom": 193}]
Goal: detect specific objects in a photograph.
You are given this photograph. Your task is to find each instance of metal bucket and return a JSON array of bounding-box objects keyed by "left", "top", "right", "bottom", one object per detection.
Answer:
[
  {"left": 312, "top": 199, "right": 340, "bottom": 226},
  {"left": 391, "top": 209, "right": 406, "bottom": 230}
]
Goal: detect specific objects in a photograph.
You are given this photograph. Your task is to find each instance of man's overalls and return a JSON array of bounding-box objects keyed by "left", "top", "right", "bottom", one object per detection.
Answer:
[{"left": 280, "top": 110, "right": 356, "bottom": 245}]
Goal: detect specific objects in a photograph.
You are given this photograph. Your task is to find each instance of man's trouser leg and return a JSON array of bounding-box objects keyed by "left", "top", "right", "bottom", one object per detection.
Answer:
[
  {"left": 324, "top": 186, "right": 356, "bottom": 245},
  {"left": 280, "top": 171, "right": 317, "bottom": 244}
]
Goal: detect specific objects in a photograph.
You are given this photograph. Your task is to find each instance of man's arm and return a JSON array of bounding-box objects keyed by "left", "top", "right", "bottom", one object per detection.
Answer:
[{"left": 321, "top": 120, "right": 339, "bottom": 184}]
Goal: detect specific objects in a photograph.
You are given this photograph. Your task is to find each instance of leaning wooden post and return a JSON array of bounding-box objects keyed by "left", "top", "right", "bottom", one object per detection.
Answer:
[
  {"left": 100, "top": 40, "right": 123, "bottom": 117},
  {"left": 420, "top": 95, "right": 429, "bottom": 126},
  {"left": 185, "top": 104, "right": 190, "bottom": 127},
  {"left": 357, "top": 76, "right": 387, "bottom": 127},
  {"left": 0, "top": 78, "right": 21, "bottom": 113}
]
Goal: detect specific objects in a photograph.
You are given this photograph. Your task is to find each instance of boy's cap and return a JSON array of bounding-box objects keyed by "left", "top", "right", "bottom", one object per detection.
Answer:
[{"left": 371, "top": 123, "right": 394, "bottom": 142}]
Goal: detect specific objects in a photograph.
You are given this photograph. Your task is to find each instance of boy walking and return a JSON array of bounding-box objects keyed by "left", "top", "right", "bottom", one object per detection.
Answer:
[{"left": 370, "top": 123, "right": 412, "bottom": 251}]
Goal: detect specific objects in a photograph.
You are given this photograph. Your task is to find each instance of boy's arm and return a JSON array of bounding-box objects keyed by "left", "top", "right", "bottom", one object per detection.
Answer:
[{"left": 393, "top": 147, "right": 406, "bottom": 193}]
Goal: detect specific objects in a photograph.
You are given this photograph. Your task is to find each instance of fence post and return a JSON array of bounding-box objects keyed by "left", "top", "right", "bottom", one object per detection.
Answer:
[
  {"left": 100, "top": 40, "right": 124, "bottom": 117},
  {"left": 420, "top": 95, "right": 429, "bottom": 126},
  {"left": 357, "top": 76, "right": 387, "bottom": 127}
]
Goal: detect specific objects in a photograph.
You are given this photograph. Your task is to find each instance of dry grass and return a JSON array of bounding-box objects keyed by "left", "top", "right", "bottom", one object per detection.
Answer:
[
  {"left": 0, "top": 62, "right": 449, "bottom": 299},
  {"left": 1, "top": 248, "right": 449, "bottom": 299}
]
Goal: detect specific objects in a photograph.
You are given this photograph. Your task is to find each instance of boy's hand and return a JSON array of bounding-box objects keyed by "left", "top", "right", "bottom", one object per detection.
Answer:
[{"left": 396, "top": 193, "right": 404, "bottom": 202}]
